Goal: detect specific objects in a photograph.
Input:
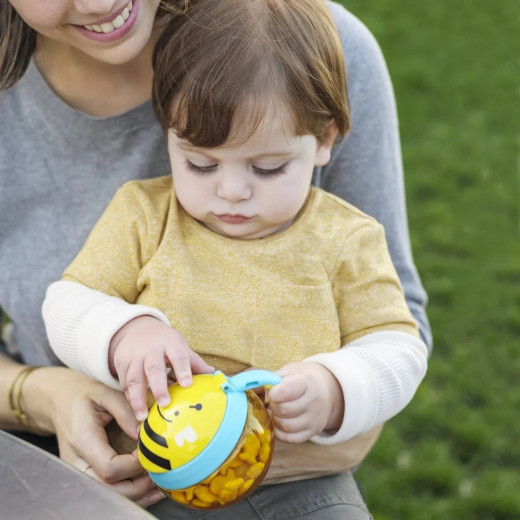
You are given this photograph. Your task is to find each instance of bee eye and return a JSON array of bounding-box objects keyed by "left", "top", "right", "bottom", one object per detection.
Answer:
[{"left": 190, "top": 403, "right": 203, "bottom": 411}]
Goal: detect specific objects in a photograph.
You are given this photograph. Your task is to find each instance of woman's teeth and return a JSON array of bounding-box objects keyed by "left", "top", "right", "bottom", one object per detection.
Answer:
[{"left": 84, "top": 1, "right": 133, "bottom": 34}]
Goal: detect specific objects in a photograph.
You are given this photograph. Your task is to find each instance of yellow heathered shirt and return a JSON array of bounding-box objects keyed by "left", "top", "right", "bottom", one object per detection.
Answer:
[{"left": 64, "top": 175, "right": 418, "bottom": 377}]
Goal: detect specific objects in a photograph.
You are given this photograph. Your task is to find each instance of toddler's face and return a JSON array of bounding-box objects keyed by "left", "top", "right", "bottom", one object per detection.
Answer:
[{"left": 167, "top": 110, "right": 334, "bottom": 239}]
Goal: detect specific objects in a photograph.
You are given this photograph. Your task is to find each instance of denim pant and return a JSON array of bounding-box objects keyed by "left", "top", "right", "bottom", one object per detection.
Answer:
[{"left": 148, "top": 471, "right": 372, "bottom": 520}]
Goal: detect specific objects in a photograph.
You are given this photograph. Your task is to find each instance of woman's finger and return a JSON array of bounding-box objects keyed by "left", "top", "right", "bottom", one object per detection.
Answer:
[
  {"left": 79, "top": 462, "right": 164, "bottom": 505},
  {"left": 94, "top": 381, "right": 141, "bottom": 440}
]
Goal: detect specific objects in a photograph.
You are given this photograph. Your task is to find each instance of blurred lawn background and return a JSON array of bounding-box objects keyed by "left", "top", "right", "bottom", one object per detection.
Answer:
[{"left": 338, "top": 1, "right": 519, "bottom": 519}]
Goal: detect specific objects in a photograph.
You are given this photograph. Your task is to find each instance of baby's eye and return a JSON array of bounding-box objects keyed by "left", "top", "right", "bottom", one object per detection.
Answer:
[
  {"left": 185, "top": 160, "right": 218, "bottom": 174},
  {"left": 189, "top": 403, "right": 203, "bottom": 411},
  {"left": 252, "top": 163, "right": 288, "bottom": 178}
]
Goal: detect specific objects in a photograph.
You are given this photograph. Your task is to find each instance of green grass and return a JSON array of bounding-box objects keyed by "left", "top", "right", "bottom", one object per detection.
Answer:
[{"left": 339, "top": 1, "right": 520, "bottom": 518}]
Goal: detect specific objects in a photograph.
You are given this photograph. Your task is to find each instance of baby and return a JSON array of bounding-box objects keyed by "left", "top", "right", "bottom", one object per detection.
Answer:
[{"left": 44, "top": 0, "right": 427, "bottom": 449}]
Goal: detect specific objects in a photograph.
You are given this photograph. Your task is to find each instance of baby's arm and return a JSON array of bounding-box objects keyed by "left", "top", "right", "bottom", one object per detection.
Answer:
[
  {"left": 306, "top": 331, "right": 427, "bottom": 444},
  {"left": 44, "top": 281, "right": 213, "bottom": 420},
  {"left": 267, "top": 331, "right": 427, "bottom": 444}
]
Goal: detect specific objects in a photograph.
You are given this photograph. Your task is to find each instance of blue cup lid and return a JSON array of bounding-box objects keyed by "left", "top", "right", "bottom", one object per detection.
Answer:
[{"left": 149, "top": 370, "right": 281, "bottom": 490}]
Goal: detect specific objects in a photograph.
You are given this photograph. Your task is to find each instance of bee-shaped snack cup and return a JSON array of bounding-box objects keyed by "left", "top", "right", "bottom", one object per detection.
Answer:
[{"left": 138, "top": 370, "right": 281, "bottom": 509}]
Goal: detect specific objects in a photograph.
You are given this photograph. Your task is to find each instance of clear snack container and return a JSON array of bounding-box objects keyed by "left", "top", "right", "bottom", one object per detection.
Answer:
[{"left": 137, "top": 370, "right": 280, "bottom": 509}]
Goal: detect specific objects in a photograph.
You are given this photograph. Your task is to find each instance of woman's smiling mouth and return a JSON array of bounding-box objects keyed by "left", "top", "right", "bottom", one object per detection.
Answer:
[
  {"left": 83, "top": 1, "right": 133, "bottom": 34},
  {"left": 73, "top": 0, "right": 139, "bottom": 42}
]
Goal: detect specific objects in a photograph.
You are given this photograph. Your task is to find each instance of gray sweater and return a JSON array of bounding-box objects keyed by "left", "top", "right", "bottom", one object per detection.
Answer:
[{"left": 0, "top": 2, "right": 431, "bottom": 367}]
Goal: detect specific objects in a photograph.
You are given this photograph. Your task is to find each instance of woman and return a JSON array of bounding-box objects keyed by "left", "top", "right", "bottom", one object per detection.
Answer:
[{"left": 0, "top": 0, "right": 431, "bottom": 517}]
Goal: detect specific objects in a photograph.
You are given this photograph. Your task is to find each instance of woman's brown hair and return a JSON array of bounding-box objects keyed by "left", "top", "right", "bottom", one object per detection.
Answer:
[
  {"left": 153, "top": 0, "right": 350, "bottom": 148},
  {"left": 0, "top": 0, "right": 36, "bottom": 90}
]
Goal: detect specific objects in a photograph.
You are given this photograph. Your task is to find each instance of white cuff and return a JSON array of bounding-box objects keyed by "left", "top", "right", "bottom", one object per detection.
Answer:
[
  {"left": 304, "top": 331, "right": 427, "bottom": 445},
  {"left": 43, "top": 281, "right": 171, "bottom": 389}
]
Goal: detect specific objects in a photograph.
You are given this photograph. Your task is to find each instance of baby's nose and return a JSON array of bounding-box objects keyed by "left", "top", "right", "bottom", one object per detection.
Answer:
[{"left": 216, "top": 172, "right": 252, "bottom": 202}]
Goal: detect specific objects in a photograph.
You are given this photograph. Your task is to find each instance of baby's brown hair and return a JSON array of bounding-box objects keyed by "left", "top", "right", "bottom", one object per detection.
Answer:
[{"left": 152, "top": 0, "right": 349, "bottom": 147}]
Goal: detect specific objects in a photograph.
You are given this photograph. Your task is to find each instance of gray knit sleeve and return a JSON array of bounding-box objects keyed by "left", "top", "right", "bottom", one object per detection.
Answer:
[{"left": 318, "top": 2, "right": 432, "bottom": 350}]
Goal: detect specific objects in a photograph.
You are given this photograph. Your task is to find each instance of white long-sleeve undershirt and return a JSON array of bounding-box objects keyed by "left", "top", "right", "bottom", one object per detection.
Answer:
[
  {"left": 43, "top": 281, "right": 170, "bottom": 389},
  {"left": 43, "top": 280, "right": 427, "bottom": 443}
]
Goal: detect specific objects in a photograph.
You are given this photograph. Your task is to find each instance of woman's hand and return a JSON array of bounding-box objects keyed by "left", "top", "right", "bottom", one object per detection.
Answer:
[
  {"left": 109, "top": 316, "right": 214, "bottom": 420},
  {"left": 23, "top": 366, "right": 164, "bottom": 507},
  {"left": 267, "top": 361, "right": 344, "bottom": 444}
]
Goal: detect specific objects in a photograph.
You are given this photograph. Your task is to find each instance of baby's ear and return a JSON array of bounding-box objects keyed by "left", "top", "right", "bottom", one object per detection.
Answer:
[{"left": 314, "top": 120, "right": 338, "bottom": 167}]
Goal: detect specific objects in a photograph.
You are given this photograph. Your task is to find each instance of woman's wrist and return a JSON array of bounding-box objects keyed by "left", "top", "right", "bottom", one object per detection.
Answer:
[
  {"left": 5, "top": 365, "right": 77, "bottom": 436},
  {"left": 0, "top": 360, "right": 54, "bottom": 434},
  {"left": 20, "top": 365, "right": 82, "bottom": 435},
  {"left": 7, "top": 366, "right": 48, "bottom": 434}
]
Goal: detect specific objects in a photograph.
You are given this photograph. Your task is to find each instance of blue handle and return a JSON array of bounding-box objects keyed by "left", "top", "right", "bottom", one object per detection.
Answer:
[{"left": 223, "top": 370, "right": 281, "bottom": 393}]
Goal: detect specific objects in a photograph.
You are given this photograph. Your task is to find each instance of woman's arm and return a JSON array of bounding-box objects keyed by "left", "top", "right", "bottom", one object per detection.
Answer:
[
  {"left": 323, "top": 2, "right": 432, "bottom": 350},
  {"left": 0, "top": 353, "right": 49, "bottom": 431}
]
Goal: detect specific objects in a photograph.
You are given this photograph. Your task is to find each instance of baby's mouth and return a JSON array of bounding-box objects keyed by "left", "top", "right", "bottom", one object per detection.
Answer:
[{"left": 83, "top": 1, "right": 133, "bottom": 34}]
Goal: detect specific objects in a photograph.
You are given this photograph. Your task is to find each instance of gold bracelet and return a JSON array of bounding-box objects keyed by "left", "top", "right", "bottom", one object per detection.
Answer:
[{"left": 8, "top": 366, "right": 46, "bottom": 435}]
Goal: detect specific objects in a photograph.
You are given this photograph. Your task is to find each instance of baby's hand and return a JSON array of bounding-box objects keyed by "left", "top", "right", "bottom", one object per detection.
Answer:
[
  {"left": 266, "top": 362, "right": 344, "bottom": 444},
  {"left": 108, "top": 316, "right": 214, "bottom": 420}
]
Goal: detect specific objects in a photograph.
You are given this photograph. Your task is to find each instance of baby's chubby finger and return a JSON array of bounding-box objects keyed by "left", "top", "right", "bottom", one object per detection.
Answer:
[
  {"left": 144, "top": 351, "right": 171, "bottom": 408},
  {"left": 168, "top": 356, "right": 192, "bottom": 388},
  {"left": 125, "top": 369, "right": 150, "bottom": 421},
  {"left": 163, "top": 332, "right": 194, "bottom": 387},
  {"left": 189, "top": 350, "right": 215, "bottom": 376},
  {"left": 127, "top": 385, "right": 149, "bottom": 422},
  {"left": 267, "top": 372, "right": 306, "bottom": 403},
  {"left": 166, "top": 343, "right": 214, "bottom": 388}
]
